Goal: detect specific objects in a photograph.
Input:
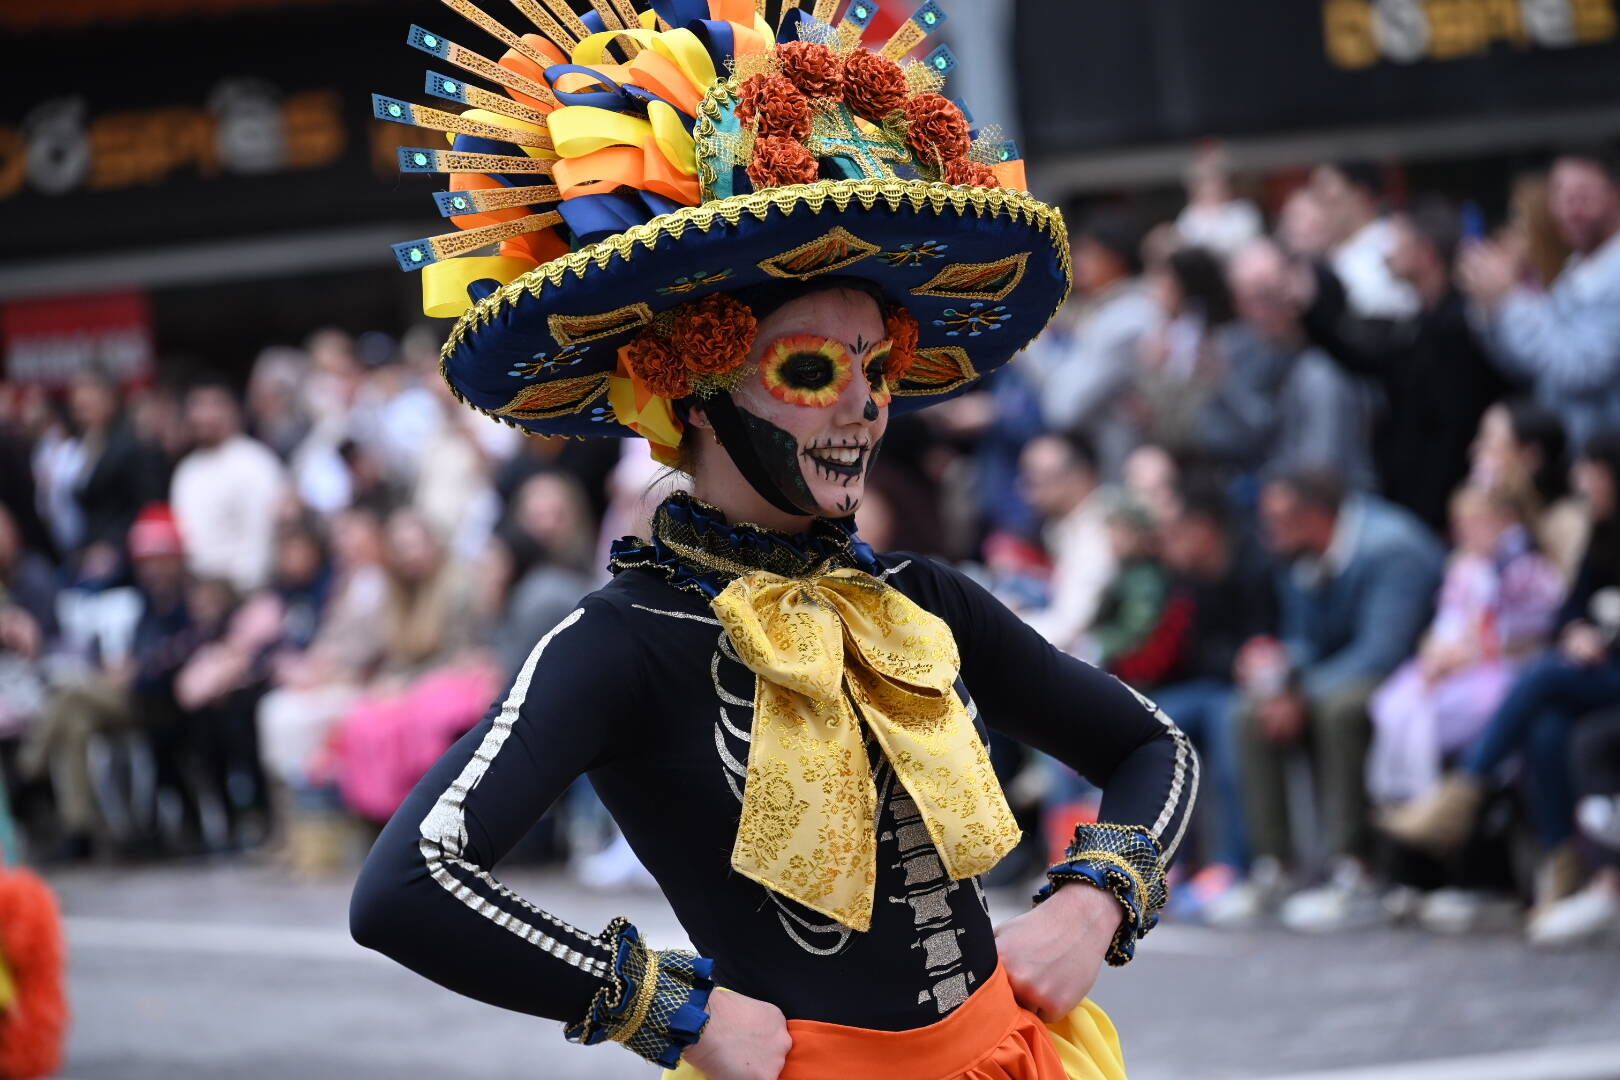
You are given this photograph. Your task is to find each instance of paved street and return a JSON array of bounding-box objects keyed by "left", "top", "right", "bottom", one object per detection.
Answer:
[{"left": 48, "top": 859, "right": 1620, "bottom": 1080}]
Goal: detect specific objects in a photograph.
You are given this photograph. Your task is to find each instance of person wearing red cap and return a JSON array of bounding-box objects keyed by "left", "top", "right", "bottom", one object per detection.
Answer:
[{"left": 17, "top": 504, "right": 197, "bottom": 858}]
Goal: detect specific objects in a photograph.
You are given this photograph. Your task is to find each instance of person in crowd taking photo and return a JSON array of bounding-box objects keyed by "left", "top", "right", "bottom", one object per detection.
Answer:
[
  {"left": 1299, "top": 199, "right": 1511, "bottom": 535},
  {"left": 1462, "top": 148, "right": 1620, "bottom": 448}
]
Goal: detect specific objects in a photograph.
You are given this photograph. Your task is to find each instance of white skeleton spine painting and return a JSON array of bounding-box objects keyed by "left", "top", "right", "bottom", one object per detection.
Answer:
[{"left": 710, "top": 622, "right": 990, "bottom": 1014}]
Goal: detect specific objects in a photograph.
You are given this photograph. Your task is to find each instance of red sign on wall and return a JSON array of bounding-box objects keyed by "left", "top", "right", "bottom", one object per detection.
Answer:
[{"left": 0, "top": 291, "right": 155, "bottom": 388}]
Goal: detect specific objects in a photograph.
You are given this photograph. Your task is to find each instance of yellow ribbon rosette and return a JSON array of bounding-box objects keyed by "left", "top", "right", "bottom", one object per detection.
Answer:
[{"left": 711, "top": 568, "right": 1021, "bottom": 932}]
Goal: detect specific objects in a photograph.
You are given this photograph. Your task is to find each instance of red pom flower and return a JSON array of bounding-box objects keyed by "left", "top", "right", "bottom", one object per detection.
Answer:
[
  {"left": 777, "top": 41, "right": 843, "bottom": 99},
  {"left": 671, "top": 293, "right": 758, "bottom": 378},
  {"left": 885, "top": 307, "right": 921, "bottom": 381},
  {"left": 841, "top": 50, "right": 908, "bottom": 121},
  {"left": 748, "top": 135, "right": 820, "bottom": 189},
  {"left": 625, "top": 331, "right": 692, "bottom": 399},
  {"left": 944, "top": 158, "right": 1001, "bottom": 188},
  {"left": 736, "top": 74, "right": 813, "bottom": 140},
  {"left": 903, "top": 93, "right": 971, "bottom": 166},
  {"left": 0, "top": 869, "right": 69, "bottom": 1080}
]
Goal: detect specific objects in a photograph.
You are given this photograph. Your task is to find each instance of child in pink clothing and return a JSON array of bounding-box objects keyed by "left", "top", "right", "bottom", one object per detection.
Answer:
[{"left": 1368, "top": 485, "right": 1565, "bottom": 803}]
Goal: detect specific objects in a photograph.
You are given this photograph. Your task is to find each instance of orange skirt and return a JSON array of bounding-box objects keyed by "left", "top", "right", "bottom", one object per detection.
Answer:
[{"left": 665, "top": 964, "right": 1127, "bottom": 1080}]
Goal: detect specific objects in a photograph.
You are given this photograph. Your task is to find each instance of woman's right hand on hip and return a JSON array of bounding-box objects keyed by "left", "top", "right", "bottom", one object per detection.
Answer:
[{"left": 680, "top": 988, "right": 791, "bottom": 1080}]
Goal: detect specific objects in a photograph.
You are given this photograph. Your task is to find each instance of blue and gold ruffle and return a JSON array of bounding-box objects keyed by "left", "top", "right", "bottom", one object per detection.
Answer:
[{"left": 1035, "top": 822, "right": 1169, "bottom": 966}]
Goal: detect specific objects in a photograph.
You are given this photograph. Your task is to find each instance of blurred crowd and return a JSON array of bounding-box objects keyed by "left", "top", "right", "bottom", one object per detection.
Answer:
[{"left": 2, "top": 142, "right": 1618, "bottom": 951}]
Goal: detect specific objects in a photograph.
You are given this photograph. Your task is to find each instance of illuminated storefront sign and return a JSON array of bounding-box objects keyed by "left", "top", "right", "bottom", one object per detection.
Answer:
[
  {"left": 1324, "top": 0, "right": 1618, "bottom": 67},
  {"left": 2, "top": 3, "right": 427, "bottom": 262},
  {"left": 0, "top": 84, "right": 345, "bottom": 201}
]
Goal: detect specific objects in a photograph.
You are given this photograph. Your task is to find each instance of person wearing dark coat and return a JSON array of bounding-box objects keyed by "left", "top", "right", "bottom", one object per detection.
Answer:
[
  {"left": 65, "top": 373, "right": 166, "bottom": 583},
  {"left": 1301, "top": 199, "right": 1513, "bottom": 535}
]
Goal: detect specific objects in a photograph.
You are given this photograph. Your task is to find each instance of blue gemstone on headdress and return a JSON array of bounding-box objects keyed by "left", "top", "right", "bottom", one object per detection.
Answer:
[
  {"left": 426, "top": 73, "right": 469, "bottom": 105},
  {"left": 844, "top": 1, "right": 878, "bottom": 28},
  {"left": 926, "top": 44, "right": 957, "bottom": 75},
  {"left": 914, "top": 1, "right": 945, "bottom": 28},
  {"left": 399, "top": 147, "right": 438, "bottom": 173},
  {"left": 409, "top": 25, "right": 452, "bottom": 59},
  {"left": 453, "top": 196, "right": 468, "bottom": 210},
  {"left": 388, "top": 104, "right": 403, "bottom": 117},
  {"left": 393, "top": 239, "right": 437, "bottom": 271}
]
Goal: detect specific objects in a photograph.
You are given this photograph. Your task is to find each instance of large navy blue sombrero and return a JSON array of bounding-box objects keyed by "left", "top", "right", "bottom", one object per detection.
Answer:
[{"left": 375, "top": 0, "right": 1071, "bottom": 456}]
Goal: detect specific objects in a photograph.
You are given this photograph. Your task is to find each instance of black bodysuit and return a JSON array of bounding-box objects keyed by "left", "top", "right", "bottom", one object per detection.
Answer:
[{"left": 350, "top": 494, "right": 1196, "bottom": 1037}]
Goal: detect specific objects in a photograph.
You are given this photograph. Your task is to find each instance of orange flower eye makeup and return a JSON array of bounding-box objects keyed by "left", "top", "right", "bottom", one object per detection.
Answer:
[
  {"left": 760, "top": 334, "right": 854, "bottom": 408},
  {"left": 865, "top": 340, "right": 895, "bottom": 408},
  {"left": 759, "top": 334, "right": 897, "bottom": 409}
]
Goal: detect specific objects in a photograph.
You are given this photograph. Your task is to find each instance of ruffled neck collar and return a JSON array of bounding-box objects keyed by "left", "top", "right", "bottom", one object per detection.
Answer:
[{"left": 609, "top": 492, "right": 880, "bottom": 599}]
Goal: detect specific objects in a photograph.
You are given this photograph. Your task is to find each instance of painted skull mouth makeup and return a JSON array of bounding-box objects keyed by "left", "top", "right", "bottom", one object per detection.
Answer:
[
  {"left": 698, "top": 291, "right": 896, "bottom": 521},
  {"left": 802, "top": 439, "right": 873, "bottom": 481}
]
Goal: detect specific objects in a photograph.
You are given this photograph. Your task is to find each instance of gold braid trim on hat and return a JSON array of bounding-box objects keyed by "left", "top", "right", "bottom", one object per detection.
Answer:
[{"left": 435, "top": 178, "right": 1071, "bottom": 437}]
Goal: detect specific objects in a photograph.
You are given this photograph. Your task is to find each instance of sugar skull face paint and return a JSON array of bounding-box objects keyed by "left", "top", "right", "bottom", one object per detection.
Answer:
[{"left": 703, "top": 289, "right": 892, "bottom": 519}]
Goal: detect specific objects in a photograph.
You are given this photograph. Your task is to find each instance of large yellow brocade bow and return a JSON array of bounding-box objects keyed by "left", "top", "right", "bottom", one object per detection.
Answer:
[{"left": 711, "top": 568, "right": 1021, "bottom": 932}]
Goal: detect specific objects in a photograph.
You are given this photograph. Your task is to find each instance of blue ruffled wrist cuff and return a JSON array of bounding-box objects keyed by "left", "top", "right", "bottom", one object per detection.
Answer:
[
  {"left": 1034, "top": 823, "right": 1167, "bottom": 966},
  {"left": 564, "top": 918, "right": 715, "bottom": 1068}
]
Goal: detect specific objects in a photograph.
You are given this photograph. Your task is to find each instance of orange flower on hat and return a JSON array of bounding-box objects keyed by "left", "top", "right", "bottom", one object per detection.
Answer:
[
  {"left": 748, "top": 135, "right": 820, "bottom": 189},
  {"left": 671, "top": 293, "right": 758, "bottom": 377},
  {"left": 841, "top": 50, "right": 908, "bottom": 121},
  {"left": 625, "top": 331, "right": 692, "bottom": 399},
  {"left": 885, "top": 307, "right": 921, "bottom": 381},
  {"left": 903, "top": 94, "right": 971, "bottom": 166},
  {"left": 736, "top": 74, "right": 813, "bottom": 140},
  {"left": 944, "top": 158, "right": 1001, "bottom": 188},
  {"left": 777, "top": 41, "right": 843, "bottom": 99}
]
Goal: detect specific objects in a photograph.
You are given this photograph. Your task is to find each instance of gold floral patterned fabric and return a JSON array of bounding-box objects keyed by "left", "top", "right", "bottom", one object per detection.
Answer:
[{"left": 711, "top": 567, "right": 1021, "bottom": 932}]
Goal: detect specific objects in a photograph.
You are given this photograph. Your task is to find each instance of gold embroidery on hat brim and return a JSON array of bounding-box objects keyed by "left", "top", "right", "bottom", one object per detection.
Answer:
[{"left": 435, "top": 178, "right": 1072, "bottom": 438}]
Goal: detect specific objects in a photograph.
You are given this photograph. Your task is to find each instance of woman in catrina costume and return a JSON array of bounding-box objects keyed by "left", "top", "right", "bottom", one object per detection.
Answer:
[{"left": 351, "top": 3, "right": 1197, "bottom": 1078}]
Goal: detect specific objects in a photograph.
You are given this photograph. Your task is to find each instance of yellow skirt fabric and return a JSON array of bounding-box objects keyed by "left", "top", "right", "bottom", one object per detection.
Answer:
[{"left": 664, "top": 963, "right": 1126, "bottom": 1080}]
